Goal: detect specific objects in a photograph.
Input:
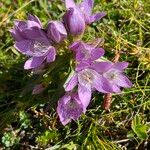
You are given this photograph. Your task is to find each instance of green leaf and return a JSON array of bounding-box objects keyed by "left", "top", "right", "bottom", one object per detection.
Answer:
[
  {"left": 134, "top": 125, "right": 149, "bottom": 140},
  {"left": 131, "top": 114, "right": 149, "bottom": 140}
]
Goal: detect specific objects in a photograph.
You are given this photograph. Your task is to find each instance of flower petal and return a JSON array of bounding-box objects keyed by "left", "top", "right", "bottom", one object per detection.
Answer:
[
  {"left": 47, "top": 21, "right": 67, "bottom": 43},
  {"left": 10, "top": 29, "right": 24, "bottom": 41},
  {"left": 90, "top": 12, "right": 106, "bottom": 23},
  {"left": 111, "top": 84, "right": 121, "bottom": 93},
  {"left": 113, "top": 62, "right": 129, "bottom": 70},
  {"left": 15, "top": 40, "right": 31, "bottom": 54},
  {"left": 91, "top": 48, "right": 105, "bottom": 60},
  {"left": 80, "top": 0, "right": 94, "bottom": 15},
  {"left": 76, "top": 61, "right": 90, "bottom": 71},
  {"left": 93, "top": 75, "right": 114, "bottom": 93},
  {"left": 14, "top": 21, "right": 27, "bottom": 31},
  {"left": 57, "top": 93, "right": 83, "bottom": 125},
  {"left": 23, "top": 28, "right": 48, "bottom": 41},
  {"left": 114, "top": 74, "right": 132, "bottom": 88},
  {"left": 63, "top": 7, "right": 85, "bottom": 35},
  {"left": 24, "top": 56, "right": 45, "bottom": 70},
  {"left": 28, "top": 14, "right": 42, "bottom": 27},
  {"left": 64, "top": 73, "right": 78, "bottom": 91},
  {"left": 78, "top": 84, "right": 91, "bottom": 112},
  {"left": 46, "top": 47, "right": 56, "bottom": 62},
  {"left": 91, "top": 61, "right": 112, "bottom": 73},
  {"left": 57, "top": 95, "right": 72, "bottom": 125}
]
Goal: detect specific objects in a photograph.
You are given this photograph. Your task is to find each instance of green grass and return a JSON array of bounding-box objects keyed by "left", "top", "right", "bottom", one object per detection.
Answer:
[{"left": 0, "top": 0, "right": 150, "bottom": 149}]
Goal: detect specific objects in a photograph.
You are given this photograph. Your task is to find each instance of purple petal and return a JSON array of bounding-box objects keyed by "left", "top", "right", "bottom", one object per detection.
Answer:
[
  {"left": 47, "top": 21, "right": 67, "bottom": 43},
  {"left": 64, "top": 73, "right": 78, "bottom": 91},
  {"left": 93, "top": 75, "right": 114, "bottom": 93},
  {"left": 63, "top": 7, "right": 85, "bottom": 35},
  {"left": 28, "top": 14, "right": 42, "bottom": 27},
  {"left": 80, "top": 0, "right": 94, "bottom": 15},
  {"left": 76, "top": 61, "right": 90, "bottom": 71},
  {"left": 46, "top": 47, "right": 56, "bottom": 62},
  {"left": 65, "top": 0, "right": 76, "bottom": 9},
  {"left": 70, "top": 41, "right": 82, "bottom": 52},
  {"left": 111, "top": 84, "right": 121, "bottom": 93},
  {"left": 15, "top": 40, "right": 31, "bottom": 54},
  {"left": 26, "top": 20, "right": 41, "bottom": 29},
  {"left": 114, "top": 74, "right": 132, "bottom": 88},
  {"left": 91, "top": 48, "right": 105, "bottom": 60},
  {"left": 70, "top": 40, "right": 104, "bottom": 61},
  {"left": 113, "top": 62, "right": 129, "bottom": 70},
  {"left": 24, "top": 56, "right": 45, "bottom": 70},
  {"left": 10, "top": 29, "right": 24, "bottom": 41},
  {"left": 90, "top": 12, "right": 106, "bottom": 23},
  {"left": 57, "top": 94, "right": 83, "bottom": 125},
  {"left": 57, "top": 95, "right": 72, "bottom": 125},
  {"left": 70, "top": 41, "right": 88, "bottom": 61},
  {"left": 91, "top": 61, "right": 112, "bottom": 73},
  {"left": 78, "top": 84, "right": 91, "bottom": 112},
  {"left": 14, "top": 21, "right": 27, "bottom": 31},
  {"left": 23, "top": 28, "right": 48, "bottom": 41}
]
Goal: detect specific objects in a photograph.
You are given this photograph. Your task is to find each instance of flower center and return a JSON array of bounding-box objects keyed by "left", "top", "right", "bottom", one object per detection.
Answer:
[
  {"left": 80, "top": 69, "right": 94, "bottom": 84},
  {"left": 33, "top": 41, "right": 49, "bottom": 55},
  {"left": 104, "top": 70, "right": 118, "bottom": 81},
  {"left": 67, "top": 100, "right": 77, "bottom": 109},
  {"left": 82, "top": 49, "right": 90, "bottom": 59}
]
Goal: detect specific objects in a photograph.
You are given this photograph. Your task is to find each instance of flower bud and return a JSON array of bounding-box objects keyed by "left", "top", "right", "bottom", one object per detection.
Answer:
[
  {"left": 47, "top": 21, "right": 67, "bottom": 43},
  {"left": 63, "top": 7, "right": 85, "bottom": 36},
  {"left": 32, "top": 84, "right": 45, "bottom": 95}
]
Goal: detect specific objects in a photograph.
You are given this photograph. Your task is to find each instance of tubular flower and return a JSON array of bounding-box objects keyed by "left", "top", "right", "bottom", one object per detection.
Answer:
[
  {"left": 70, "top": 39, "right": 104, "bottom": 62},
  {"left": 64, "top": 0, "right": 106, "bottom": 25},
  {"left": 10, "top": 14, "right": 56, "bottom": 70},
  {"left": 64, "top": 66, "right": 113, "bottom": 111},
  {"left": 91, "top": 61, "right": 133, "bottom": 92},
  {"left": 47, "top": 21, "right": 67, "bottom": 43},
  {"left": 57, "top": 93, "right": 84, "bottom": 125},
  {"left": 63, "top": 7, "right": 85, "bottom": 35}
]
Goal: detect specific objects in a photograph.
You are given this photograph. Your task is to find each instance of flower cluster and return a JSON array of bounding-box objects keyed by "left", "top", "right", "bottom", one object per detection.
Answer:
[{"left": 11, "top": 0, "right": 132, "bottom": 126}]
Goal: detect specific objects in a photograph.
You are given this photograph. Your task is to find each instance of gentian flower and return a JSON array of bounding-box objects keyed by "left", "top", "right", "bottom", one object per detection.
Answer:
[
  {"left": 64, "top": 0, "right": 106, "bottom": 27},
  {"left": 10, "top": 14, "right": 56, "bottom": 70},
  {"left": 63, "top": 6, "right": 85, "bottom": 35},
  {"left": 79, "top": 0, "right": 106, "bottom": 24},
  {"left": 64, "top": 66, "right": 113, "bottom": 110},
  {"left": 91, "top": 61, "right": 133, "bottom": 92},
  {"left": 57, "top": 93, "right": 84, "bottom": 125},
  {"left": 47, "top": 21, "right": 67, "bottom": 43},
  {"left": 70, "top": 39, "right": 104, "bottom": 62}
]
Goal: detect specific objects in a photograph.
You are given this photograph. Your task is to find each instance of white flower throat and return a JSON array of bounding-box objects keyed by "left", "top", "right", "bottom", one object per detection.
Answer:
[
  {"left": 34, "top": 41, "right": 49, "bottom": 54},
  {"left": 80, "top": 69, "right": 94, "bottom": 84}
]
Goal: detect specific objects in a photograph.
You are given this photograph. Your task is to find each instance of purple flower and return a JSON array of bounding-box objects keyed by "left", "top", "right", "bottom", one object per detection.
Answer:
[
  {"left": 70, "top": 39, "right": 104, "bottom": 62},
  {"left": 64, "top": 67, "right": 113, "bottom": 110},
  {"left": 47, "top": 21, "right": 67, "bottom": 43},
  {"left": 79, "top": 0, "right": 106, "bottom": 24},
  {"left": 64, "top": 0, "right": 106, "bottom": 26},
  {"left": 57, "top": 93, "right": 83, "bottom": 125},
  {"left": 63, "top": 7, "right": 85, "bottom": 35},
  {"left": 91, "top": 61, "right": 133, "bottom": 92},
  {"left": 10, "top": 14, "right": 56, "bottom": 70}
]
